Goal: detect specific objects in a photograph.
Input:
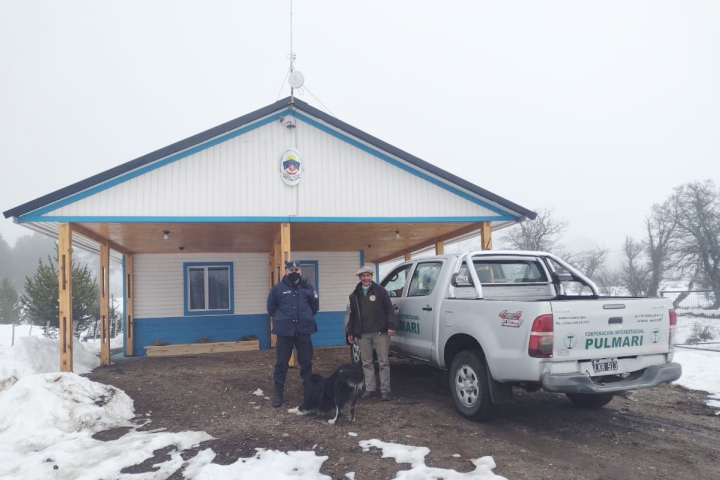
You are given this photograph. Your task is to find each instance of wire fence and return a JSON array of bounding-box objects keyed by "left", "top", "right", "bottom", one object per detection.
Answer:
[{"left": 661, "top": 290, "right": 720, "bottom": 352}]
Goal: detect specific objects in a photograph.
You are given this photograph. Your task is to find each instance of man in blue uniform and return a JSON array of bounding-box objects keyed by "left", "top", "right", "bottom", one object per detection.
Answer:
[{"left": 267, "top": 260, "right": 320, "bottom": 408}]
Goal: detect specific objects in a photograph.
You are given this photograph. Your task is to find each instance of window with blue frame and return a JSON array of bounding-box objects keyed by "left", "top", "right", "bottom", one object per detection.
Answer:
[{"left": 184, "top": 262, "right": 234, "bottom": 315}]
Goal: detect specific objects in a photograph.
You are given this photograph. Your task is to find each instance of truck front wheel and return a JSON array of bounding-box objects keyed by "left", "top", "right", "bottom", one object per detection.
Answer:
[
  {"left": 449, "top": 350, "right": 493, "bottom": 421},
  {"left": 565, "top": 392, "right": 614, "bottom": 408}
]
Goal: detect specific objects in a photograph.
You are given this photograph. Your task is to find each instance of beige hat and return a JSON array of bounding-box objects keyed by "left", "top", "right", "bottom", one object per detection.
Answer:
[{"left": 356, "top": 266, "right": 374, "bottom": 276}]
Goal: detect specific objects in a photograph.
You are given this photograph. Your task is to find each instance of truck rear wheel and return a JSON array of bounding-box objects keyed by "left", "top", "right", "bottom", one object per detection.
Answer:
[
  {"left": 449, "top": 350, "right": 493, "bottom": 421},
  {"left": 565, "top": 392, "right": 615, "bottom": 408}
]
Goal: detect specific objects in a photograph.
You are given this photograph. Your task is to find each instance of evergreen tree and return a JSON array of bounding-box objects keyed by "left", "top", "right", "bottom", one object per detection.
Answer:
[
  {"left": 0, "top": 233, "right": 11, "bottom": 283},
  {"left": 0, "top": 278, "right": 21, "bottom": 325},
  {"left": 21, "top": 255, "right": 99, "bottom": 336}
]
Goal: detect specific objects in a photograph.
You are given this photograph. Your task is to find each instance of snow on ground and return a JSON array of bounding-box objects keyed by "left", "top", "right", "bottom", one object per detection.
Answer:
[
  {"left": 0, "top": 324, "right": 718, "bottom": 479},
  {"left": 0, "top": 325, "right": 508, "bottom": 479}
]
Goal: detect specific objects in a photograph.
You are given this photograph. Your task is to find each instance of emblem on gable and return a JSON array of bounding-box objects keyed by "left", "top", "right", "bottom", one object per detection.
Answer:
[{"left": 280, "top": 148, "right": 302, "bottom": 186}]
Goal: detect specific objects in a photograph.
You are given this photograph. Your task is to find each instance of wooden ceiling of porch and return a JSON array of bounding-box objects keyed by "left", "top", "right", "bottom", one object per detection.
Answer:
[{"left": 71, "top": 221, "right": 484, "bottom": 263}]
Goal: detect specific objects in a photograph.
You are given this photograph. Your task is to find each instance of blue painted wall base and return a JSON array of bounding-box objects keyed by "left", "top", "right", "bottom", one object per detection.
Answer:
[{"left": 129, "top": 311, "right": 346, "bottom": 356}]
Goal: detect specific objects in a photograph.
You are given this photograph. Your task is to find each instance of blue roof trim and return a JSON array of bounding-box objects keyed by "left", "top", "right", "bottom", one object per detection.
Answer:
[
  {"left": 23, "top": 112, "right": 286, "bottom": 218},
  {"left": 292, "top": 111, "right": 509, "bottom": 216},
  {"left": 19, "top": 215, "right": 515, "bottom": 223}
]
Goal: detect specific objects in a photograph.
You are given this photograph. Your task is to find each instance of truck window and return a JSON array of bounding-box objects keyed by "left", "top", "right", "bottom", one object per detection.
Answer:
[
  {"left": 460, "top": 258, "right": 548, "bottom": 284},
  {"left": 382, "top": 265, "right": 411, "bottom": 297},
  {"left": 408, "top": 261, "right": 443, "bottom": 297}
]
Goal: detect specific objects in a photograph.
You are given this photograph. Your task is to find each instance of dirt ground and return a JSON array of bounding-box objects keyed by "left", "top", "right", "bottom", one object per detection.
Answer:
[{"left": 86, "top": 346, "right": 720, "bottom": 480}]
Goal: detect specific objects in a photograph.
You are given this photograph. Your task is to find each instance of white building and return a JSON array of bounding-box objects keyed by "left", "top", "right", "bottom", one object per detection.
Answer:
[{"left": 3, "top": 97, "right": 535, "bottom": 370}]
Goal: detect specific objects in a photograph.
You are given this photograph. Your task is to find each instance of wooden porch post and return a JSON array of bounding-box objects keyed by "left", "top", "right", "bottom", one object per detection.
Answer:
[
  {"left": 58, "top": 223, "right": 73, "bottom": 372},
  {"left": 124, "top": 255, "right": 134, "bottom": 356},
  {"left": 480, "top": 222, "right": 493, "bottom": 250},
  {"left": 271, "top": 223, "right": 295, "bottom": 366},
  {"left": 435, "top": 241, "right": 444, "bottom": 255},
  {"left": 280, "top": 222, "right": 291, "bottom": 264},
  {"left": 99, "top": 242, "right": 111, "bottom": 365},
  {"left": 404, "top": 252, "right": 412, "bottom": 261}
]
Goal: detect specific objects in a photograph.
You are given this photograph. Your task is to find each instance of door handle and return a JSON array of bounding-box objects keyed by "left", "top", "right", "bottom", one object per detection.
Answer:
[{"left": 422, "top": 306, "right": 433, "bottom": 311}]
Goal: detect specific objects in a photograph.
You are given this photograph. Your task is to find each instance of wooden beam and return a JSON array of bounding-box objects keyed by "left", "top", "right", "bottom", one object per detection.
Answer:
[
  {"left": 404, "top": 252, "right": 412, "bottom": 261},
  {"left": 269, "top": 223, "right": 295, "bottom": 366},
  {"left": 280, "top": 222, "right": 291, "bottom": 264},
  {"left": 279, "top": 222, "right": 296, "bottom": 367},
  {"left": 270, "top": 225, "right": 285, "bottom": 349},
  {"left": 124, "top": 255, "right": 135, "bottom": 356},
  {"left": 269, "top": 237, "right": 279, "bottom": 348},
  {"left": 435, "top": 241, "right": 444, "bottom": 255},
  {"left": 480, "top": 222, "right": 493, "bottom": 250},
  {"left": 58, "top": 223, "right": 73, "bottom": 372},
  {"left": 371, "top": 223, "right": 484, "bottom": 264},
  {"left": 71, "top": 223, "right": 133, "bottom": 256},
  {"left": 99, "top": 242, "right": 111, "bottom": 365},
  {"left": 145, "top": 339, "right": 260, "bottom": 357}
]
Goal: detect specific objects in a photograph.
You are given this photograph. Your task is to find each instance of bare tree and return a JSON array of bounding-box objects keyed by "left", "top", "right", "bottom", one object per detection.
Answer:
[
  {"left": 569, "top": 247, "right": 607, "bottom": 280},
  {"left": 620, "top": 237, "right": 651, "bottom": 297},
  {"left": 669, "top": 180, "right": 720, "bottom": 307},
  {"left": 644, "top": 198, "right": 679, "bottom": 297},
  {"left": 501, "top": 207, "right": 568, "bottom": 253},
  {"left": 595, "top": 268, "right": 625, "bottom": 296}
]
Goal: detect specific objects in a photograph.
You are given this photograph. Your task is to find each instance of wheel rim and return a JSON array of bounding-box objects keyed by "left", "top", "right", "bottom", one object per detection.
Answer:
[
  {"left": 352, "top": 343, "right": 362, "bottom": 364},
  {"left": 454, "top": 364, "right": 479, "bottom": 408}
]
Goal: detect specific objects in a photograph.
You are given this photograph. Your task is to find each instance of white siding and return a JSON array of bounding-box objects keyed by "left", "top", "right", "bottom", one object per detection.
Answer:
[
  {"left": 292, "top": 251, "right": 372, "bottom": 312},
  {"left": 132, "top": 251, "right": 362, "bottom": 318},
  {"left": 134, "top": 252, "right": 269, "bottom": 318},
  {"left": 43, "top": 117, "right": 501, "bottom": 220}
]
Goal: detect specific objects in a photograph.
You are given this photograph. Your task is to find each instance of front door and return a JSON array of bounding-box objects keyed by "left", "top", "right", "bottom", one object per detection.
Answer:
[{"left": 391, "top": 260, "right": 443, "bottom": 361}]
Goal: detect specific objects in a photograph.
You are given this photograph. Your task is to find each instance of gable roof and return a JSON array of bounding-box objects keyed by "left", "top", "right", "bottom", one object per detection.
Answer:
[{"left": 4, "top": 97, "right": 535, "bottom": 222}]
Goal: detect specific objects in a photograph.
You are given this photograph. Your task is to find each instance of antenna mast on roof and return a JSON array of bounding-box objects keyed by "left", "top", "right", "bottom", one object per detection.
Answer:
[{"left": 287, "top": 0, "right": 304, "bottom": 103}]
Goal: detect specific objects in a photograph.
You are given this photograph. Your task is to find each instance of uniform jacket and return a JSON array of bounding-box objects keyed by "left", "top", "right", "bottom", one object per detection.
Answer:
[
  {"left": 267, "top": 276, "right": 319, "bottom": 336},
  {"left": 347, "top": 281, "right": 395, "bottom": 338}
]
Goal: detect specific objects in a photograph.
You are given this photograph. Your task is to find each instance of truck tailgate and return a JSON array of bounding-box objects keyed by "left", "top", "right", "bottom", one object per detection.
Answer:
[{"left": 551, "top": 298, "right": 672, "bottom": 360}]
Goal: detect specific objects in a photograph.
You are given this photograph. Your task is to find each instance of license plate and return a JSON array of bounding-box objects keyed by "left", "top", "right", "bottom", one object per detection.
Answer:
[{"left": 592, "top": 358, "right": 618, "bottom": 374}]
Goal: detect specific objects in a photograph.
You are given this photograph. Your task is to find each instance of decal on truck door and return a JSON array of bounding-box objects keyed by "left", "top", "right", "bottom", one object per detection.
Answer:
[
  {"left": 397, "top": 314, "right": 421, "bottom": 334},
  {"left": 499, "top": 310, "right": 523, "bottom": 328}
]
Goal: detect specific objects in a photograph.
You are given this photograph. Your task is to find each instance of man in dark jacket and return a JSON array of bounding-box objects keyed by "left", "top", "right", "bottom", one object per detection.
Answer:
[
  {"left": 267, "top": 260, "right": 320, "bottom": 408},
  {"left": 346, "top": 265, "right": 395, "bottom": 401}
]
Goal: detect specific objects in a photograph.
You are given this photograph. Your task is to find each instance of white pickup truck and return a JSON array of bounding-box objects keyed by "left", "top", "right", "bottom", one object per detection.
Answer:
[{"left": 348, "top": 250, "right": 682, "bottom": 420}]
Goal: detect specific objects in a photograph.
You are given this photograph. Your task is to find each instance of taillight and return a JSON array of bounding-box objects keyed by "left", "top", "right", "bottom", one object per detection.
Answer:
[
  {"left": 529, "top": 314, "right": 554, "bottom": 358},
  {"left": 668, "top": 309, "right": 677, "bottom": 349}
]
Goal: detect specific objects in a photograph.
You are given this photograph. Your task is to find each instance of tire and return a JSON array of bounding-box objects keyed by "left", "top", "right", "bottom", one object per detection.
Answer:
[
  {"left": 350, "top": 343, "right": 362, "bottom": 365},
  {"left": 565, "top": 392, "right": 615, "bottom": 408},
  {"left": 449, "top": 350, "right": 493, "bottom": 421}
]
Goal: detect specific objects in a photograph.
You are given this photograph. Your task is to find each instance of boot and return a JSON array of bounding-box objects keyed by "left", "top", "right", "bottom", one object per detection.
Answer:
[{"left": 272, "top": 384, "right": 284, "bottom": 408}]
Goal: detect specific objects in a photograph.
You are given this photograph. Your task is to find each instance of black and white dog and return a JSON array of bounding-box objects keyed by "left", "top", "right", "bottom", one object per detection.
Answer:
[{"left": 288, "top": 363, "right": 365, "bottom": 424}]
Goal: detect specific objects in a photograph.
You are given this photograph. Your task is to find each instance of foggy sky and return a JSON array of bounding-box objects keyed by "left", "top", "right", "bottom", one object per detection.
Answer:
[{"left": 1, "top": 1, "right": 718, "bottom": 262}]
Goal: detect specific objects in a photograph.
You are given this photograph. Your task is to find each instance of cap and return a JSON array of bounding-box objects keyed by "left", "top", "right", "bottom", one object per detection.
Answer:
[
  {"left": 356, "top": 266, "right": 374, "bottom": 276},
  {"left": 285, "top": 260, "right": 301, "bottom": 269}
]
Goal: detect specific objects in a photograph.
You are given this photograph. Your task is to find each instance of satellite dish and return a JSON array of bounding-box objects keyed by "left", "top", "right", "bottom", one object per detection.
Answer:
[{"left": 288, "top": 71, "right": 305, "bottom": 88}]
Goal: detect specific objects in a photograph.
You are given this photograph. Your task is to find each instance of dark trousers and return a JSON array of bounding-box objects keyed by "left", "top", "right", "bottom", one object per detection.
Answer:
[{"left": 273, "top": 334, "right": 313, "bottom": 393}]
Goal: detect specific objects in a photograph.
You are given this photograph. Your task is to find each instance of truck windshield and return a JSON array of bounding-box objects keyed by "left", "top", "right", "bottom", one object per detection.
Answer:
[{"left": 459, "top": 258, "right": 548, "bottom": 284}]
